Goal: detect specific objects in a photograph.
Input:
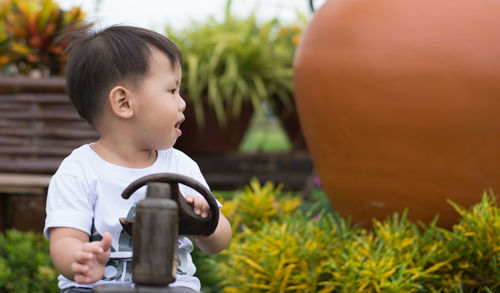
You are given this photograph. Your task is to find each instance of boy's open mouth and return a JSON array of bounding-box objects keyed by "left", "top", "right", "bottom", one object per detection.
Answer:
[{"left": 175, "top": 118, "right": 184, "bottom": 129}]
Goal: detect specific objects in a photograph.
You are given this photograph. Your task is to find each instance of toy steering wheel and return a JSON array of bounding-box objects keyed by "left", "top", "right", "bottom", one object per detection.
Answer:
[{"left": 121, "top": 173, "right": 219, "bottom": 236}]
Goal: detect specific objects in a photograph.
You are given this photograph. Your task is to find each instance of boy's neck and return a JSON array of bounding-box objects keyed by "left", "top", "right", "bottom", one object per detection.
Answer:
[{"left": 91, "top": 139, "right": 158, "bottom": 169}]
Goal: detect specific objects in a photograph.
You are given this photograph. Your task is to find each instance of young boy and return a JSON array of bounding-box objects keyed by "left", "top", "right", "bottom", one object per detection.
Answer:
[{"left": 43, "top": 25, "right": 231, "bottom": 293}]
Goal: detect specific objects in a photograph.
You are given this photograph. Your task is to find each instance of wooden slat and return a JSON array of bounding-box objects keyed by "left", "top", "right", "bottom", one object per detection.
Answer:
[
  {"left": 0, "top": 146, "right": 74, "bottom": 156},
  {"left": 0, "top": 127, "right": 98, "bottom": 138},
  {"left": 0, "top": 139, "right": 91, "bottom": 147},
  {"left": 0, "top": 136, "right": 30, "bottom": 145},
  {"left": 0, "top": 110, "right": 81, "bottom": 120},
  {"left": 0, "top": 119, "right": 27, "bottom": 128},
  {"left": 0, "top": 93, "right": 69, "bottom": 103},
  {"left": 0, "top": 173, "right": 51, "bottom": 187},
  {"left": 0, "top": 173, "right": 51, "bottom": 195},
  {"left": 0, "top": 103, "right": 30, "bottom": 111},
  {"left": 0, "top": 137, "right": 96, "bottom": 148},
  {"left": 0, "top": 158, "right": 61, "bottom": 174},
  {"left": 0, "top": 76, "right": 65, "bottom": 94}
]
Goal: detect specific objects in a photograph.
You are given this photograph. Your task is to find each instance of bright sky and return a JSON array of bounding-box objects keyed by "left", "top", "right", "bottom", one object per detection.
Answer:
[{"left": 57, "top": 0, "right": 314, "bottom": 32}]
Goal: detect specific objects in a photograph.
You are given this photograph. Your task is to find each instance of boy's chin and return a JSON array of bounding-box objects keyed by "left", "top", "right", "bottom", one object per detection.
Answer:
[
  {"left": 162, "top": 141, "right": 177, "bottom": 150},
  {"left": 156, "top": 135, "right": 181, "bottom": 150},
  {"left": 159, "top": 144, "right": 175, "bottom": 150}
]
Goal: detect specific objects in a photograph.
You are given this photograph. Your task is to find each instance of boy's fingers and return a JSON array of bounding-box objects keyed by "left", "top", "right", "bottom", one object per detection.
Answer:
[
  {"left": 71, "top": 262, "right": 89, "bottom": 274},
  {"left": 193, "top": 197, "right": 209, "bottom": 218},
  {"left": 201, "top": 200, "right": 210, "bottom": 218},
  {"left": 80, "top": 232, "right": 112, "bottom": 254},
  {"left": 193, "top": 197, "right": 203, "bottom": 215},
  {"left": 185, "top": 195, "right": 194, "bottom": 203},
  {"left": 100, "top": 232, "right": 112, "bottom": 251},
  {"left": 74, "top": 273, "right": 92, "bottom": 284},
  {"left": 74, "top": 251, "right": 94, "bottom": 263},
  {"left": 81, "top": 242, "right": 104, "bottom": 254}
]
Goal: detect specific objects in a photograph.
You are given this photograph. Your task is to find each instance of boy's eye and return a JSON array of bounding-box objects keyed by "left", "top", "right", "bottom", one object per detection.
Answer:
[{"left": 169, "top": 89, "right": 176, "bottom": 94}]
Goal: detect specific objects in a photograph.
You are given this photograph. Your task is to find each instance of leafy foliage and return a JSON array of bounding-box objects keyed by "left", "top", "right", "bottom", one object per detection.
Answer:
[
  {"left": 0, "top": 1, "right": 10, "bottom": 67},
  {"left": 193, "top": 178, "right": 302, "bottom": 292},
  {"left": 166, "top": 3, "right": 303, "bottom": 127},
  {"left": 0, "top": 0, "right": 87, "bottom": 75},
  {"left": 0, "top": 229, "right": 58, "bottom": 293},
  {"left": 2, "top": 184, "right": 498, "bottom": 293},
  {"left": 222, "top": 178, "right": 302, "bottom": 233},
  {"left": 220, "top": 213, "right": 347, "bottom": 293},
  {"left": 439, "top": 193, "right": 500, "bottom": 290},
  {"left": 194, "top": 184, "right": 500, "bottom": 293}
]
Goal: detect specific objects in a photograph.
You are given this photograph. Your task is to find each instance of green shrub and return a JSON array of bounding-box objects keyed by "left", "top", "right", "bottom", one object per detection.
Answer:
[
  {"left": 218, "top": 212, "right": 349, "bottom": 293},
  {"left": 194, "top": 179, "right": 302, "bottom": 292},
  {"left": 0, "top": 229, "right": 58, "bottom": 293},
  {"left": 166, "top": 2, "right": 300, "bottom": 127},
  {"left": 195, "top": 184, "right": 500, "bottom": 293},
  {"left": 1, "top": 185, "right": 498, "bottom": 292},
  {"left": 323, "top": 213, "right": 448, "bottom": 292},
  {"left": 221, "top": 178, "right": 302, "bottom": 233},
  {"left": 438, "top": 193, "right": 500, "bottom": 290}
]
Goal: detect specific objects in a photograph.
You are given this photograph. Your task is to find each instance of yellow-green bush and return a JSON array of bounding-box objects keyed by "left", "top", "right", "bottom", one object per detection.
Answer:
[
  {"left": 195, "top": 184, "right": 500, "bottom": 293},
  {"left": 194, "top": 179, "right": 302, "bottom": 292},
  {"left": 219, "top": 213, "right": 347, "bottom": 293},
  {"left": 438, "top": 194, "right": 500, "bottom": 290},
  {"left": 1, "top": 181, "right": 498, "bottom": 293},
  {"left": 221, "top": 178, "right": 302, "bottom": 233}
]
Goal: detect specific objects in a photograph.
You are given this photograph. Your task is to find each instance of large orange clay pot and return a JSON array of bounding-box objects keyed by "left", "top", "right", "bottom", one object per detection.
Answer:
[{"left": 294, "top": 0, "right": 500, "bottom": 228}]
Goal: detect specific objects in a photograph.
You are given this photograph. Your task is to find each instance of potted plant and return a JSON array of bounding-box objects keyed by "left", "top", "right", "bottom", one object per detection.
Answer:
[
  {"left": 166, "top": 1, "right": 297, "bottom": 154},
  {"left": 1, "top": 0, "right": 86, "bottom": 76},
  {"left": 0, "top": 2, "right": 10, "bottom": 68},
  {"left": 270, "top": 16, "right": 308, "bottom": 150}
]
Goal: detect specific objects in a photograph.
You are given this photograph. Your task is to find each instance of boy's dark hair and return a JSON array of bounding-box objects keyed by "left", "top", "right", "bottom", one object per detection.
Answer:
[{"left": 62, "top": 25, "right": 182, "bottom": 126}]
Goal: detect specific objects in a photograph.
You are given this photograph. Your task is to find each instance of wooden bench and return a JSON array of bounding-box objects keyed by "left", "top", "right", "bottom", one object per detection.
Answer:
[
  {"left": 0, "top": 173, "right": 52, "bottom": 232},
  {"left": 0, "top": 173, "right": 51, "bottom": 194},
  {"left": 0, "top": 76, "right": 99, "bottom": 175},
  {"left": 0, "top": 76, "right": 98, "bottom": 232}
]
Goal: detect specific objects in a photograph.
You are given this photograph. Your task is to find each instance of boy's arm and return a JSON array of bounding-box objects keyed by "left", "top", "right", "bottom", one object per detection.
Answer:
[
  {"left": 194, "top": 211, "right": 232, "bottom": 254},
  {"left": 50, "top": 227, "right": 112, "bottom": 284}
]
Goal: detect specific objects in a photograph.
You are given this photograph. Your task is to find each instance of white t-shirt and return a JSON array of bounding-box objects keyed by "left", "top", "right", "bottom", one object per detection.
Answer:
[{"left": 44, "top": 144, "right": 219, "bottom": 291}]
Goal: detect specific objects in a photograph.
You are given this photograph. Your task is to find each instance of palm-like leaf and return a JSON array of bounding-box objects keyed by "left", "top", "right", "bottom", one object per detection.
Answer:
[
  {"left": 166, "top": 9, "right": 302, "bottom": 127},
  {"left": 1, "top": 0, "right": 88, "bottom": 75}
]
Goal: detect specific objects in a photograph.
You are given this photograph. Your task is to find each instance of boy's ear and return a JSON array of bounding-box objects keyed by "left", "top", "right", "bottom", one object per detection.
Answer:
[{"left": 109, "top": 86, "right": 133, "bottom": 119}]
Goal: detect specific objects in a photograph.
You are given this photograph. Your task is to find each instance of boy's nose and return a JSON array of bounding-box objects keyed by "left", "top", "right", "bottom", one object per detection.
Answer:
[{"left": 179, "top": 95, "right": 186, "bottom": 111}]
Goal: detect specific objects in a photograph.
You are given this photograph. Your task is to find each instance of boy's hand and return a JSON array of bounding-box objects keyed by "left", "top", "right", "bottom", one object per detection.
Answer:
[
  {"left": 185, "top": 195, "right": 232, "bottom": 254},
  {"left": 185, "top": 195, "right": 210, "bottom": 218},
  {"left": 72, "top": 232, "right": 112, "bottom": 284}
]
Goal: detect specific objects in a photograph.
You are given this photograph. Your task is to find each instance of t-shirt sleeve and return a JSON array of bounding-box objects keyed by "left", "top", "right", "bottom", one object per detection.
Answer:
[{"left": 44, "top": 172, "right": 95, "bottom": 239}]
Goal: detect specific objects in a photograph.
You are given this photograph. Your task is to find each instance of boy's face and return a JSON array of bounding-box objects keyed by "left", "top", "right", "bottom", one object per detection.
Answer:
[{"left": 129, "top": 46, "right": 185, "bottom": 150}]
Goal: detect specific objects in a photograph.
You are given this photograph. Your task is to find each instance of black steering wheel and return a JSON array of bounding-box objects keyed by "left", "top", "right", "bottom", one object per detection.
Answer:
[{"left": 121, "top": 173, "right": 219, "bottom": 236}]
